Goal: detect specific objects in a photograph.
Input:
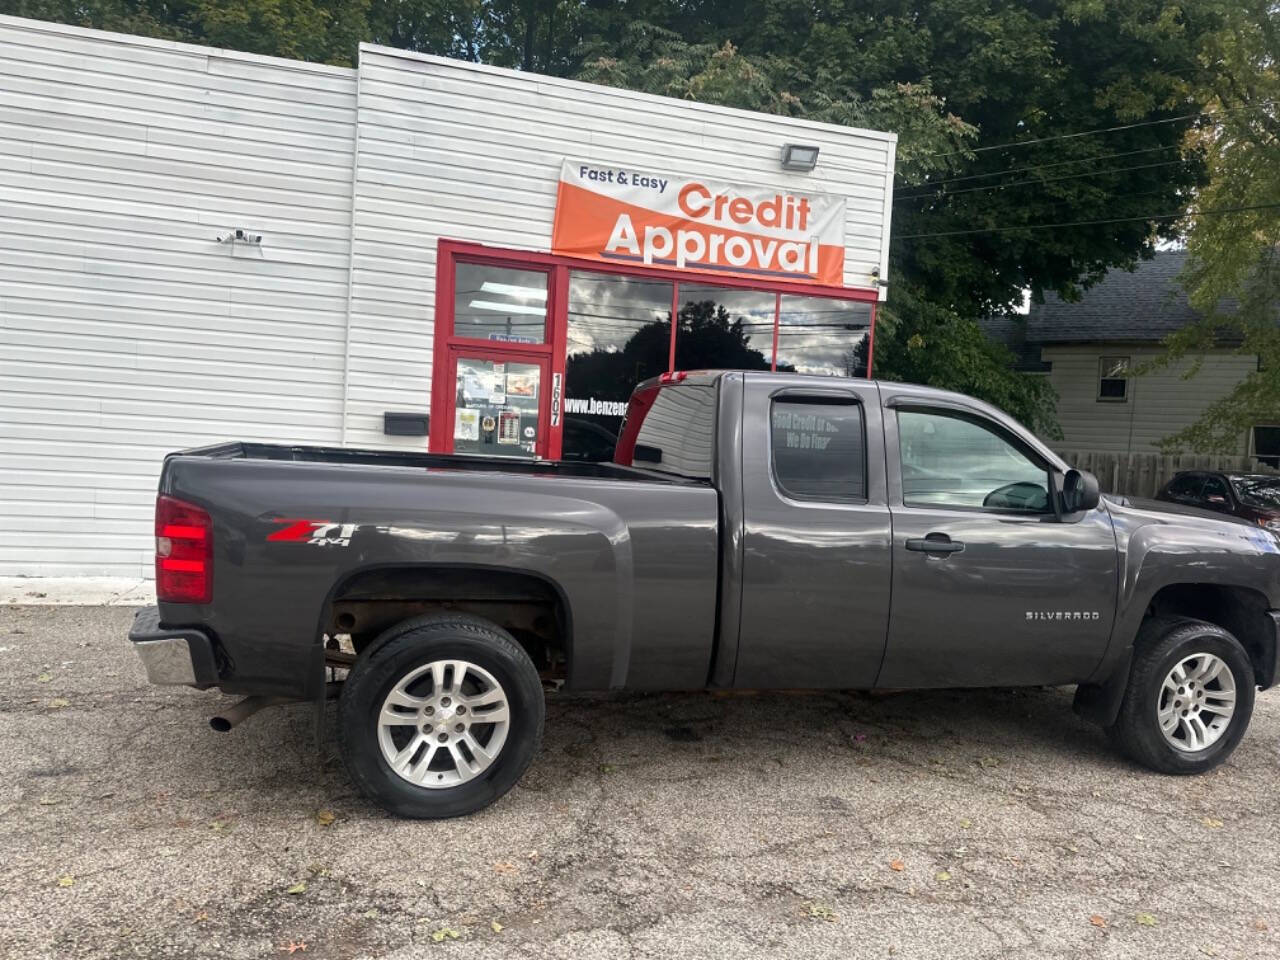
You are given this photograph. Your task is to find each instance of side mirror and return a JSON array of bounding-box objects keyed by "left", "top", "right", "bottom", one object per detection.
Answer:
[{"left": 1063, "top": 469, "right": 1101, "bottom": 513}]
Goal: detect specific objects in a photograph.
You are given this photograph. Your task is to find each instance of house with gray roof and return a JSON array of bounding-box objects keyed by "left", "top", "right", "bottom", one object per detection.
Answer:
[{"left": 984, "top": 250, "right": 1273, "bottom": 461}]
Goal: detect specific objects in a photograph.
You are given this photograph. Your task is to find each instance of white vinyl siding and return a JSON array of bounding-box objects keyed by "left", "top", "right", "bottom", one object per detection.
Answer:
[
  {"left": 0, "top": 18, "right": 897, "bottom": 576},
  {"left": 1042, "top": 345, "right": 1255, "bottom": 454},
  {"left": 341, "top": 48, "right": 896, "bottom": 449},
  {"left": 0, "top": 16, "right": 357, "bottom": 576}
]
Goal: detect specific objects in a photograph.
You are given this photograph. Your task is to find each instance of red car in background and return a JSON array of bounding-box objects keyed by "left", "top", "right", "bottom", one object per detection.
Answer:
[{"left": 1156, "top": 471, "right": 1280, "bottom": 530}]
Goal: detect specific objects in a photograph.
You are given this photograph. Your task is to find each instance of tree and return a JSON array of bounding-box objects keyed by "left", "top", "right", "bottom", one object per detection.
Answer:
[
  {"left": 1154, "top": 1, "right": 1280, "bottom": 454},
  {"left": 3, "top": 0, "right": 369, "bottom": 64},
  {"left": 572, "top": 3, "right": 1221, "bottom": 432}
]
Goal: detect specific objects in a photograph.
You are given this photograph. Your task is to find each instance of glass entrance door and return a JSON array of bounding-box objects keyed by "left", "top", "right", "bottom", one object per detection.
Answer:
[{"left": 449, "top": 350, "right": 547, "bottom": 459}]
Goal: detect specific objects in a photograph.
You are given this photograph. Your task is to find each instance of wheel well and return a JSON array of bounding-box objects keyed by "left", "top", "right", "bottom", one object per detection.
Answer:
[
  {"left": 324, "top": 566, "right": 570, "bottom": 681},
  {"left": 1146, "top": 583, "right": 1276, "bottom": 688}
]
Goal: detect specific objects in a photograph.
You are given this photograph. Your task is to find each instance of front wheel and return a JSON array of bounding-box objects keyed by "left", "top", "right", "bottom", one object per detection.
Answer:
[
  {"left": 1107, "top": 618, "right": 1255, "bottom": 775},
  {"left": 338, "top": 613, "right": 545, "bottom": 818}
]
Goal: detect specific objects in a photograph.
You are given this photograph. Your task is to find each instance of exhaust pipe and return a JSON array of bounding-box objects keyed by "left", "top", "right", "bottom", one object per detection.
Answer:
[
  {"left": 210, "top": 695, "right": 293, "bottom": 732},
  {"left": 209, "top": 683, "right": 343, "bottom": 732}
]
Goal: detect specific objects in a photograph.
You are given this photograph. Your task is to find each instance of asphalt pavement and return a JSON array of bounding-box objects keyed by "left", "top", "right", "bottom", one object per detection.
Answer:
[{"left": 2, "top": 604, "right": 1278, "bottom": 959}]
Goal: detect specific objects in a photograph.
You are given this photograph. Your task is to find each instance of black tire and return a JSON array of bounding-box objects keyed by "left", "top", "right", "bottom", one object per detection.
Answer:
[
  {"left": 337, "top": 613, "right": 544, "bottom": 818},
  {"left": 1107, "top": 617, "right": 1255, "bottom": 775}
]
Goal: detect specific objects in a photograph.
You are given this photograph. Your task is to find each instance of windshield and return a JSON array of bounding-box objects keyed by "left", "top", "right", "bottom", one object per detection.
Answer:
[{"left": 1230, "top": 476, "right": 1280, "bottom": 509}]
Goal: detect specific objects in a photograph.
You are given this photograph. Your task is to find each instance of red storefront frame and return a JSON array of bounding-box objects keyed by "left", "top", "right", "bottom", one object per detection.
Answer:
[{"left": 429, "top": 238, "right": 880, "bottom": 459}]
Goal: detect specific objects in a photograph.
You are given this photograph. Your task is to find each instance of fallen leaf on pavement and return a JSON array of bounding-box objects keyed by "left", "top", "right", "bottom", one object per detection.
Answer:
[
  {"left": 889, "top": 859, "right": 905, "bottom": 872},
  {"left": 57, "top": 876, "right": 74, "bottom": 887},
  {"left": 1254, "top": 920, "right": 1269, "bottom": 931},
  {"left": 285, "top": 882, "right": 307, "bottom": 896},
  {"left": 806, "top": 901, "right": 838, "bottom": 922},
  {"left": 1202, "top": 817, "right": 1224, "bottom": 829},
  {"left": 1089, "top": 915, "right": 1106, "bottom": 928},
  {"left": 599, "top": 763, "right": 616, "bottom": 774},
  {"left": 38, "top": 796, "right": 60, "bottom": 806},
  {"left": 279, "top": 941, "right": 307, "bottom": 954},
  {"left": 490, "top": 920, "right": 503, "bottom": 933},
  {"left": 314, "top": 810, "right": 336, "bottom": 827},
  {"left": 1136, "top": 913, "right": 1157, "bottom": 927},
  {"left": 37, "top": 673, "right": 53, "bottom": 683},
  {"left": 958, "top": 818, "right": 972, "bottom": 829},
  {"left": 935, "top": 871, "right": 951, "bottom": 882},
  {"left": 493, "top": 861, "right": 518, "bottom": 875},
  {"left": 430, "top": 927, "right": 461, "bottom": 942},
  {"left": 49, "top": 698, "right": 70, "bottom": 709},
  {"left": 976, "top": 756, "right": 1000, "bottom": 768}
]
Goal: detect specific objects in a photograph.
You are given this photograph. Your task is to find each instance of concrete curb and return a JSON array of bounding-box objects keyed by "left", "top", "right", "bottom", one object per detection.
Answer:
[{"left": 0, "top": 577, "right": 152, "bottom": 606}]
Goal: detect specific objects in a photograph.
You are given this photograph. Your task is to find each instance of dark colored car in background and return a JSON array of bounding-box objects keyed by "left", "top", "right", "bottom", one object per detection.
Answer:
[{"left": 1157, "top": 471, "right": 1280, "bottom": 531}]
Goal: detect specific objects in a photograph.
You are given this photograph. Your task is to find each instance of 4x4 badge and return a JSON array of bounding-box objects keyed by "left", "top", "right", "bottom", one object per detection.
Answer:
[{"left": 268, "top": 519, "right": 356, "bottom": 547}]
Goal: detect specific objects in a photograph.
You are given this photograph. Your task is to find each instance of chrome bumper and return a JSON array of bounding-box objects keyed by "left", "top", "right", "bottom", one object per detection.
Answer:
[{"left": 129, "top": 607, "right": 219, "bottom": 687}]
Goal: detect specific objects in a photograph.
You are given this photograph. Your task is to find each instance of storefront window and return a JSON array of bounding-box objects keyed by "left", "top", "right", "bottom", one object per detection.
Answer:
[
  {"left": 776, "top": 295, "right": 871, "bottom": 377},
  {"left": 433, "top": 243, "right": 880, "bottom": 461},
  {"left": 452, "top": 356, "right": 541, "bottom": 458},
  {"left": 675, "top": 283, "right": 775, "bottom": 371},
  {"left": 563, "top": 271, "right": 672, "bottom": 460},
  {"left": 453, "top": 263, "right": 548, "bottom": 343}
]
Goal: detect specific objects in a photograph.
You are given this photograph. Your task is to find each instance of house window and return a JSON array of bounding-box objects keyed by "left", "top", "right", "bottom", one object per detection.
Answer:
[
  {"left": 1098, "top": 356, "right": 1129, "bottom": 402},
  {"left": 1253, "top": 425, "right": 1280, "bottom": 468}
]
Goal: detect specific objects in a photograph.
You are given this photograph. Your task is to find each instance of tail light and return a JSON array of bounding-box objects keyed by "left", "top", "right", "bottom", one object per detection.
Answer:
[{"left": 156, "top": 495, "right": 212, "bottom": 603}]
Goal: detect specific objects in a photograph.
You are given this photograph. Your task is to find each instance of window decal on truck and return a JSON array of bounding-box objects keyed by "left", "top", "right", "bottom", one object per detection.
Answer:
[{"left": 267, "top": 519, "right": 357, "bottom": 547}]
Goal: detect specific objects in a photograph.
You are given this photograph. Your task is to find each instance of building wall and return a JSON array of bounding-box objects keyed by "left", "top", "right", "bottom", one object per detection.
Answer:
[
  {"left": 0, "top": 16, "right": 358, "bottom": 576},
  {"left": 1043, "top": 345, "right": 1254, "bottom": 454},
  {"left": 0, "top": 18, "right": 896, "bottom": 576},
  {"left": 340, "top": 47, "right": 897, "bottom": 449}
]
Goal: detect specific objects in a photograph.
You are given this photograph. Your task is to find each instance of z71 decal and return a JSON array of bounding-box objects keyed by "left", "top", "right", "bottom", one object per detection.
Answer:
[{"left": 268, "top": 519, "right": 357, "bottom": 547}]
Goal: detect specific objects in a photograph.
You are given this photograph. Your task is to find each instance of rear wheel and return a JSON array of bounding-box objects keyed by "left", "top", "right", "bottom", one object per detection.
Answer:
[
  {"left": 338, "top": 613, "right": 544, "bottom": 818},
  {"left": 1107, "top": 618, "right": 1255, "bottom": 774}
]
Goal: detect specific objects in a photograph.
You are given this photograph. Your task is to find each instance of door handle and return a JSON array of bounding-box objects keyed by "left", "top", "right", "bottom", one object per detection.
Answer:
[{"left": 905, "top": 533, "right": 965, "bottom": 555}]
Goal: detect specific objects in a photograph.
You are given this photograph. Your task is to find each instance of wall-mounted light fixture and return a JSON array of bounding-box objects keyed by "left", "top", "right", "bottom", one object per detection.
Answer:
[
  {"left": 780, "top": 143, "right": 820, "bottom": 172},
  {"left": 216, "top": 228, "right": 263, "bottom": 245}
]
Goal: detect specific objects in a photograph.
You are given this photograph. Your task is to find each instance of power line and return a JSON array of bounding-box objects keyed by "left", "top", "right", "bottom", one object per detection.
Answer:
[
  {"left": 894, "top": 157, "right": 1195, "bottom": 203},
  {"left": 913, "top": 111, "right": 1205, "bottom": 160},
  {"left": 893, "top": 144, "right": 1181, "bottom": 196},
  {"left": 893, "top": 202, "right": 1280, "bottom": 241},
  {"left": 910, "top": 101, "right": 1277, "bottom": 163}
]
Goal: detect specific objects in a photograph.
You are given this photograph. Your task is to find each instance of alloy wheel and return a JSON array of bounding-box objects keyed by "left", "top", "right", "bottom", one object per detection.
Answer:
[
  {"left": 1157, "top": 653, "right": 1236, "bottom": 752},
  {"left": 376, "top": 659, "right": 511, "bottom": 788}
]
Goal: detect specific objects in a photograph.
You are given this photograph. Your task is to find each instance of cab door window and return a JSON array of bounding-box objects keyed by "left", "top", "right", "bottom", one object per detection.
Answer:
[
  {"left": 1201, "top": 475, "right": 1232, "bottom": 510},
  {"left": 897, "top": 409, "right": 1050, "bottom": 513},
  {"left": 770, "top": 399, "right": 866, "bottom": 501},
  {"left": 1166, "top": 474, "right": 1205, "bottom": 503}
]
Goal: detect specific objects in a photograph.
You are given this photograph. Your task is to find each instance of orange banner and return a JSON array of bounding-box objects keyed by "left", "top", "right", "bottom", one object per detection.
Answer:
[{"left": 551, "top": 161, "right": 846, "bottom": 286}]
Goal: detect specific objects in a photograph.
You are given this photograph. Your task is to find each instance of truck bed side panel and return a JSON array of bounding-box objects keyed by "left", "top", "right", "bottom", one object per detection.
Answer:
[{"left": 158, "top": 459, "right": 719, "bottom": 696}]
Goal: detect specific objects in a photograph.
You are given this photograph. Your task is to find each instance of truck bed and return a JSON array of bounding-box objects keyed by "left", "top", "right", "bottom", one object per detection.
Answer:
[{"left": 174, "top": 441, "right": 709, "bottom": 485}]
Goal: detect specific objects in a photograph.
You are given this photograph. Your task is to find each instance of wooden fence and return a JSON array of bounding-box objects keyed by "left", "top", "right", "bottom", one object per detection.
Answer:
[{"left": 1056, "top": 450, "right": 1278, "bottom": 499}]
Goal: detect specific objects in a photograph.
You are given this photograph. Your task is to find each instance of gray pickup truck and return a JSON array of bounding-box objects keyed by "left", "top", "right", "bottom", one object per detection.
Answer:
[{"left": 130, "top": 371, "right": 1280, "bottom": 818}]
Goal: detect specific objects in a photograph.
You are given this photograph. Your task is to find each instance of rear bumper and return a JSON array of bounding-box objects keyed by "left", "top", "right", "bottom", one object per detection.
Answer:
[{"left": 129, "top": 606, "right": 219, "bottom": 687}]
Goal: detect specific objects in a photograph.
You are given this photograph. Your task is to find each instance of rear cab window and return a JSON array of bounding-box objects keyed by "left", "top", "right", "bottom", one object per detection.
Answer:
[{"left": 614, "top": 377, "right": 718, "bottom": 480}]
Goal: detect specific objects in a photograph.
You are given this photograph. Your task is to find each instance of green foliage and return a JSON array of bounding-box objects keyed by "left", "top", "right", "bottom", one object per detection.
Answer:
[
  {"left": 1153, "top": 1, "right": 1280, "bottom": 453},
  {"left": 574, "top": 23, "right": 976, "bottom": 174},
  {"left": 875, "top": 284, "right": 1061, "bottom": 439}
]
